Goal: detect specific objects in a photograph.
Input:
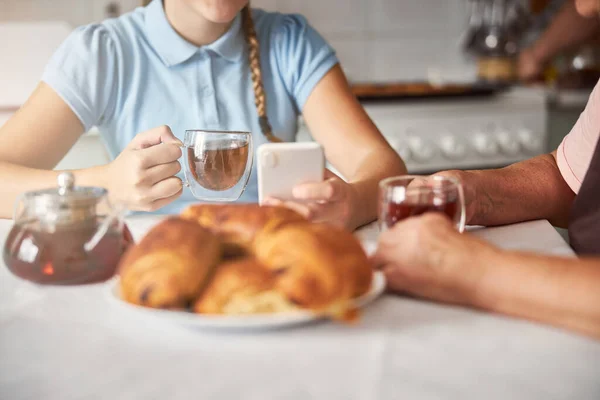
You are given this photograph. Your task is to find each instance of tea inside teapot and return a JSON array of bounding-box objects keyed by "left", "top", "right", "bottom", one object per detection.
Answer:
[
  {"left": 3, "top": 172, "right": 132, "bottom": 285},
  {"left": 4, "top": 218, "right": 131, "bottom": 285}
]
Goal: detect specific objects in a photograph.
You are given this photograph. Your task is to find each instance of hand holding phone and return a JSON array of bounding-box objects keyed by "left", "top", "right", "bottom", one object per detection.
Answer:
[
  {"left": 257, "top": 142, "right": 324, "bottom": 204},
  {"left": 258, "top": 142, "right": 358, "bottom": 229}
]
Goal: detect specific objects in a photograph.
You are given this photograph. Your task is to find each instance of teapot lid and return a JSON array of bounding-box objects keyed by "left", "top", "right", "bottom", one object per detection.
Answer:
[{"left": 24, "top": 172, "right": 107, "bottom": 226}]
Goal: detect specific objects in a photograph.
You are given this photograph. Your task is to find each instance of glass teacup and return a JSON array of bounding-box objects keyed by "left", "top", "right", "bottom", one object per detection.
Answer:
[
  {"left": 182, "top": 130, "right": 253, "bottom": 202},
  {"left": 378, "top": 175, "right": 466, "bottom": 232}
]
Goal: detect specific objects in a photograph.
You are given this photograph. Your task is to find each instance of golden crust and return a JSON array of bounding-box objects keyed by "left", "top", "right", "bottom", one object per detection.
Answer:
[
  {"left": 181, "top": 204, "right": 306, "bottom": 249},
  {"left": 254, "top": 223, "right": 373, "bottom": 317},
  {"left": 119, "top": 205, "right": 372, "bottom": 321},
  {"left": 193, "top": 258, "right": 296, "bottom": 314},
  {"left": 118, "top": 218, "right": 221, "bottom": 309}
]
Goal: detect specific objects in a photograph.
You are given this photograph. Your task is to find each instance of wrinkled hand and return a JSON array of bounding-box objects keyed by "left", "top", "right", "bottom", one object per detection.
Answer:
[
  {"left": 371, "top": 213, "right": 487, "bottom": 305},
  {"left": 104, "top": 125, "right": 184, "bottom": 212},
  {"left": 263, "top": 170, "right": 358, "bottom": 229},
  {"left": 428, "top": 170, "right": 478, "bottom": 225}
]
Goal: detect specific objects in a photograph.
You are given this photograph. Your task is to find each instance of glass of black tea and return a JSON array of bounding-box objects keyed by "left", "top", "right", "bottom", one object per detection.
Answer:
[
  {"left": 182, "top": 130, "right": 253, "bottom": 201},
  {"left": 378, "top": 175, "right": 466, "bottom": 232}
]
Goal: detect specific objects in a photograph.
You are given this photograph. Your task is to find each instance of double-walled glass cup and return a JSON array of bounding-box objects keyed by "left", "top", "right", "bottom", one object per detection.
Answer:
[{"left": 182, "top": 130, "right": 253, "bottom": 202}]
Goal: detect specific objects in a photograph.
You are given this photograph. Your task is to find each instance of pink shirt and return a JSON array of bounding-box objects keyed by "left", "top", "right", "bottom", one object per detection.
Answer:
[{"left": 557, "top": 79, "right": 600, "bottom": 194}]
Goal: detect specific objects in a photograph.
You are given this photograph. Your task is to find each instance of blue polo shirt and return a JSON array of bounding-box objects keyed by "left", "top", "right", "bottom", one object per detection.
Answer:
[{"left": 42, "top": 0, "right": 338, "bottom": 213}]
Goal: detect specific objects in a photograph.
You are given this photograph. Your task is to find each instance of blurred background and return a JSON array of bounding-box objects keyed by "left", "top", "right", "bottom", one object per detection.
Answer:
[{"left": 1, "top": 0, "right": 598, "bottom": 174}]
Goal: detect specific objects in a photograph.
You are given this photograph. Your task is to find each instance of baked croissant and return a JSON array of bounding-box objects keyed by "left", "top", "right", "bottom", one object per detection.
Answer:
[
  {"left": 180, "top": 204, "right": 306, "bottom": 250},
  {"left": 193, "top": 258, "right": 296, "bottom": 315},
  {"left": 119, "top": 204, "right": 373, "bottom": 321},
  {"left": 253, "top": 222, "right": 372, "bottom": 317},
  {"left": 118, "top": 218, "right": 221, "bottom": 309}
]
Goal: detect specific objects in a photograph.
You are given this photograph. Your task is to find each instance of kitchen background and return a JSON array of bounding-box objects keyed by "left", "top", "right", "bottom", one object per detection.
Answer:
[
  {"left": 1, "top": 0, "right": 475, "bottom": 83},
  {"left": 0, "top": 0, "right": 594, "bottom": 175}
]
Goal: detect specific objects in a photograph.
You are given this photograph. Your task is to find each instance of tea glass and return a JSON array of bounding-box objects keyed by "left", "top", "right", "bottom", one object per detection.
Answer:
[
  {"left": 182, "top": 130, "right": 253, "bottom": 201},
  {"left": 378, "top": 175, "right": 466, "bottom": 232}
]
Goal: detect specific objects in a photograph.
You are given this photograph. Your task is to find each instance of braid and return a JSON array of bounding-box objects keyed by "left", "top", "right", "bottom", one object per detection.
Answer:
[{"left": 241, "top": 5, "right": 278, "bottom": 142}]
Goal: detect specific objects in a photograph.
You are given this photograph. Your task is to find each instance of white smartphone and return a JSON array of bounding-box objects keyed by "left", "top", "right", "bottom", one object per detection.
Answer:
[{"left": 257, "top": 142, "right": 325, "bottom": 204}]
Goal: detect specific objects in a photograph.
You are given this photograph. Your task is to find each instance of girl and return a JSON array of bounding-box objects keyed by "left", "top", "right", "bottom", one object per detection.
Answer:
[{"left": 0, "top": 0, "right": 405, "bottom": 229}]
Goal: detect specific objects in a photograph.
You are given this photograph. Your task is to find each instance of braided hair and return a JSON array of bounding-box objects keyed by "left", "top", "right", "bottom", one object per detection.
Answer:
[{"left": 241, "top": 4, "right": 277, "bottom": 141}]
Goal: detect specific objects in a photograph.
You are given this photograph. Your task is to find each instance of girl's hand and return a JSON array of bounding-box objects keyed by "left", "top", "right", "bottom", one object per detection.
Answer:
[
  {"left": 263, "top": 170, "right": 358, "bottom": 229},
  {"left": 102, "top": 125, "right": 184, "bottom": 212}
]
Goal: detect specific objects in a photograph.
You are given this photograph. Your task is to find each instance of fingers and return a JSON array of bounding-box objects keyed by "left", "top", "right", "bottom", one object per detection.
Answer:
[
  {"left": 137, "top": 143, "right": 182, "bottom": 168},
  {"left": 292, "top": 177, "right": 345, "bottom": 202},
  {"left": 148, "top": 176, "right": 183, "bottom": 201},
  {"left": 262, "top": 197, "right": 314, "bottom": 219},
  {"left": 263, "top": 197, "right": 349, "bottom": 228},
  {"left": 128, "top": 125, "right": 183, "bottom": 150},
  {"left": 146, "top": 187, "right": 184, "bottom": 212},
  {"left": 369, "top": 241, "right": 393, "bottom": 270},
  {"left": 382, "top": 265, "right": 419, "bottom": 294},
  {"left": 145, "top": 161, "right": 182, "bottom": 185},
  {"left": 369, "top": 220, "right": 411, "bottom": 267},
  {"left": 324, "top": 169, "right": 339, "bottom": 179}
]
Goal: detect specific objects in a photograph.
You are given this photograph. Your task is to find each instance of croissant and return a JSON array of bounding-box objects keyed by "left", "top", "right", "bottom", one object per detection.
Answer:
[
  {"left": 119, "top": 204, "right": 373, "bottom": 321},
  {"left": 118, "top": 218, "right": 221, "bottom": 309},
  {"left": 193, "top": 258, "right": 296, "bottom": 314},
  {"left": 253, "top": 222, "right": 372, "bottom": 317},
  {"left": 180, "top": 204, "right": 305, "bottom": 250}
]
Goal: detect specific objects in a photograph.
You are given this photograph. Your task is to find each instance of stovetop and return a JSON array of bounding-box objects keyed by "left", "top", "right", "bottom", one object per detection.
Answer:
[{"left": 298, "top": 87, "right": 548, "bottom": 173}]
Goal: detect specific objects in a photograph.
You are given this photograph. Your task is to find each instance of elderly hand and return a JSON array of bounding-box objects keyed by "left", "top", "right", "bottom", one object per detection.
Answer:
[
  {"left": 518, "top": 47, "right": 545, "bottom": 82},
  {"left": 262, "top": 170, "right": 358, "bottom": 229},
  {"left": 426, "top": 170, "right": 481, "bottom": 225},
  {"left": 371, "top": 213, "right": 492, "bottom": 305}
]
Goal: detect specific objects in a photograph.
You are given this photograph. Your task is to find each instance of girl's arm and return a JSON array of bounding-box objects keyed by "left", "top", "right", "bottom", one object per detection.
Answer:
[
  {"left": 0, "top": 83, "right": 183, "bottom": 218},
  {"left": 297, "top": 65, "right": 407, "bottom": 228},
  {"left": 0, "top": 83, "right": 97, "bottom": 218}
]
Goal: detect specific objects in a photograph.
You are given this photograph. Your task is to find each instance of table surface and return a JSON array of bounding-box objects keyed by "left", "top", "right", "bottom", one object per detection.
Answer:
[{"left": 1, "top": 216, "right": 599, "bottom": 400}]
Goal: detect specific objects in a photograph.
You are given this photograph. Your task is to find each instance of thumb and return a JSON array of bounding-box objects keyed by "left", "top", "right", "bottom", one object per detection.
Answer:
[
  {"left": 324, "top": 169, "right": 340, "bottom": 180},
  {"left": 128, "top": 125, "right": 183, "bottom": 150},
  {"left": 369, "top": 243, "right": 390, "bottom": 270}
]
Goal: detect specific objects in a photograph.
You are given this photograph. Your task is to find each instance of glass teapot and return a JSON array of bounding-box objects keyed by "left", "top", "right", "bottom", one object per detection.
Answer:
[{"left": 3, "top": 172, "right": 133, "bottom": 285}]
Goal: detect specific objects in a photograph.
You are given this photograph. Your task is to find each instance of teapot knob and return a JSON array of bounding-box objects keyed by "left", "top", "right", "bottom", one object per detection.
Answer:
[{"left": 57, "top": 172, "right": 75, "bottom": 195}]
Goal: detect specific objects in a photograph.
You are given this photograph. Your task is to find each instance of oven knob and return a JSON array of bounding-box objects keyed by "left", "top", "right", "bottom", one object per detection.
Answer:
[
  {"left": 407, "top": 137, "right": 435, "bottom": 162},
  {"left": 440, "top": 136, "right": 467, "bottom": 160},
  {"left": 472, "top": 133, "right": 499, "bottom": 156},
  {"left": 388, "top": 138, "right": 412, "bottom": 162},
  {"left": 497, "top": 131, "right": 521, "bottom": 156},
  {"left": 518, "top": 128, "right": 543, "bottom": 154}
]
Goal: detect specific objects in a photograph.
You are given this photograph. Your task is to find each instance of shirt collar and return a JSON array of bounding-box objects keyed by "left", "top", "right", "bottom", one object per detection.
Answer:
[
  {"left": 204, "top": 13, "right": 244, "bottom": 62},
  {"left": 145, "top": 0, "right": 244, "bottom": 67}
]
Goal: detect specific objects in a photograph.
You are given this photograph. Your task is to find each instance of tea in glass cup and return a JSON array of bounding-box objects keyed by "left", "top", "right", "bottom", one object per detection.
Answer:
[
  {"left": 378, "top": 175, "right": 466, "bottom": 232},
  {"left": 182, "top": 130, "right": 253, "bottom": 201}
]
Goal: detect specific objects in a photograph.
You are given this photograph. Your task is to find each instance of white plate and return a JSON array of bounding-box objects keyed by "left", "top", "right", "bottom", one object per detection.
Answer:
[{"left": 106, "top": 271, "right": 386, "bottom": 331}]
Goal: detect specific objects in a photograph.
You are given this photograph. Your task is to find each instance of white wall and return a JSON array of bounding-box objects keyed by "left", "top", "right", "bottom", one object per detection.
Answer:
[
  {"left": 0, "top": 0, "right": 142, "bottom": 26},
  {"left": 0, "top": 0, "right": 475, "bottom": 83},
  {"left": 253, "top": 0, "right": 475, "bottom": 83}
]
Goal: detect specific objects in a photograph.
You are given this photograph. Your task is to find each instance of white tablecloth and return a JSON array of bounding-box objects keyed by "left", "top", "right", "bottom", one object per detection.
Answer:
[{"left": 1, "top": 217, "right": 599, "bottom": 400}]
